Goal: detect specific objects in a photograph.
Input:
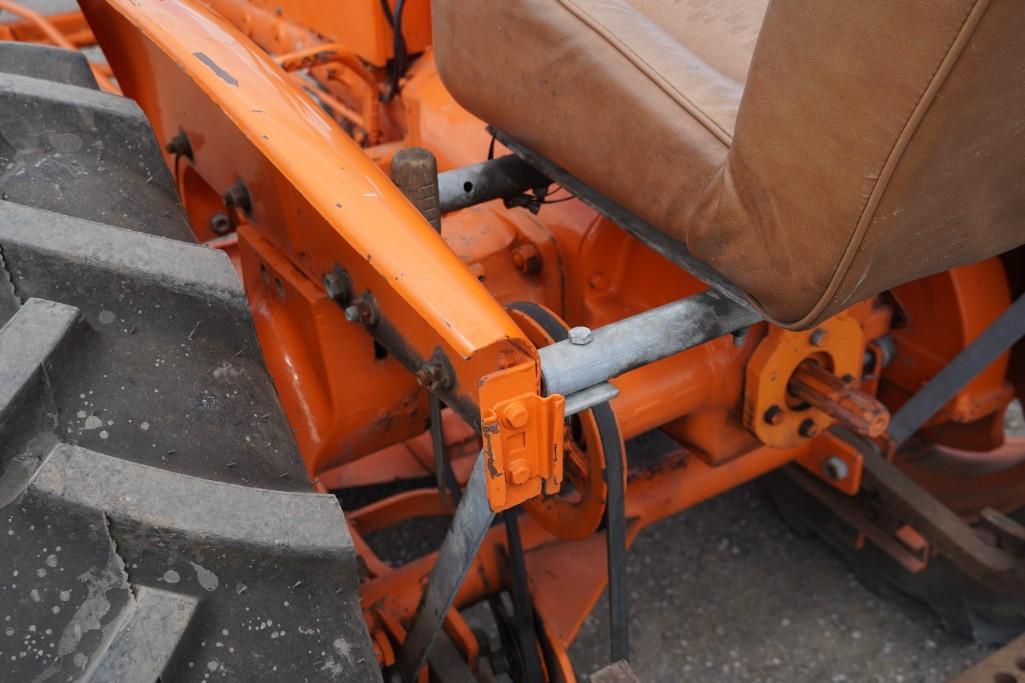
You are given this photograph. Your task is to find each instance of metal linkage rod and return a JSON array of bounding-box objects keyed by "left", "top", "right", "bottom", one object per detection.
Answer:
[
  {"left": 539, "top": 291, "right": 761, "bottom": 398},
  {"left": 397, "top": 453, "right": 495, "bottom": 681},
  {"left": 889, "top": 291, "right": 1025, "bottom": 447},
  {"left": 438, "top": 155, "right": 550, "bottom": 213}
]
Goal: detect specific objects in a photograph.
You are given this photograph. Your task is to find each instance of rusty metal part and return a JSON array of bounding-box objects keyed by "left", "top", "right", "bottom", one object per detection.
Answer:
[
  {"left": 950, "top": 630, "right": 1025, "bottom": 682},
  {"left": 859, "top": 439, "right": 1025, "bottom": 591},
  {"left": 788, "top": 359, "right": 890, "bottom": 437}
]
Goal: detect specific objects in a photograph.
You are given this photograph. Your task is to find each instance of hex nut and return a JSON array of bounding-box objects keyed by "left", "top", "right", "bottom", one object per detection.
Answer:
[
  {"left": 823, "top": 456, "right": 849, "bottom": 481},
  {"left": 568, "top": 326, "right": 593, "bottom": 345},
  {"left": 209, "top": 212, "right": 231, "bottom": 235},
  {"left": 799, "top": 418, "right": 820, "bottom": 438},
  {"left": 511, "top": 244, "right": 542, "bottom": 273},
  {"left": 323, "top": 266, "right": 352, "bottom": 304},
  {"left": 502, "top": 402, "right": 530, "bottom": 429},
  {"left": 506, "top": 459, "right": 531, "bottom": 485},
  {"left": 763, "top": 405, "right": 784, "bottom": 426}
]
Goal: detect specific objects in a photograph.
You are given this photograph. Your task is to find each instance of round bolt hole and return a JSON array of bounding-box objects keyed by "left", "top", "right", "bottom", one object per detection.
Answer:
[
  {"left": 259, "top": 263, "right": 269, "bottom": 285},
  {"left": 463, "top": 181, "right": 474, "bottom": 193},
  {"left": 274, "top": 277, "right": 285, "bottom": 301}
]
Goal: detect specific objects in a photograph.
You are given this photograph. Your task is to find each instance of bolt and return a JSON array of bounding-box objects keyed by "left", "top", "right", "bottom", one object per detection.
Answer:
[
  {"left": 568, "top": 326, "right": 593, "bottom": 345},
  {"left": 343, "top": 293, "right": 379, "bottom": 326},
  {"left": 809, "top": 328, "right": 828, "bottom": 347},
  {"left": 502, "top": 401, "right": 529, "bottom": 429},
  {"left": 222, "top": 179, "right": 252, "bottom": 215},
  {"left": 511, "top": 244, "right": 541, "bottom": 273},
  {"left": 209, "top": 212, "right": 231, "bottom": 235},
  {"left": 763, "top": 405, "right": 784, "bottom": 426},
  {"left": 822, "top": 456, "right": 849, "bottom": 481},
  {"left": 323, "top": 265, "right": 352, "bottom": 305},
  {"left": 506, "top": 460, "right": 531, "bottom": 486},
  {"left": 799, "top": 418, "right": 820, "bottom": 438},
  {"left": 732, "top": 326, "right": 750, "bottom": 347},
  {"left": 415, "top": 362, "right": 451, "bottom": 391},
  {"left": 165, "top": 129, "right": 193, "bottom": 159}
]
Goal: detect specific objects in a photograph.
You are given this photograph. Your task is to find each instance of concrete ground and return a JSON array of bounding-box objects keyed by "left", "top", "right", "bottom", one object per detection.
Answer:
[
  {"left": 569, "top": 477, "right": 992, "bottom": 682},
  {"left": 568, "top": 407, "right": 1024, "bottom": 682}
]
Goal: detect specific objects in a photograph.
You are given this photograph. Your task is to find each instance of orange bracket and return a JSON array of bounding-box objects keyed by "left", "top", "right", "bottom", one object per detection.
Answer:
[
  {"left": 745, "top": 313, "right": 865, "bottom": 448},
  {"left": 479, "top": 362, "right": 565, "bottom": 510}
]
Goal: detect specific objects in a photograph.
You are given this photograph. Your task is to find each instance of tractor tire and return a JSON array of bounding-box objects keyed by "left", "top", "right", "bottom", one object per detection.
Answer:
[
  {"left": 764, "top": 468, "right": 1025, "bottom": 645},
  {"left": 0, "top": 43, "right": 380, "bottom": 681}
]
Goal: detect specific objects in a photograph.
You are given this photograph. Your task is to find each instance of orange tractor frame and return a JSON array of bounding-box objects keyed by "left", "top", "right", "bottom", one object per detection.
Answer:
[{"left": 5, "top": 0, "right": 1025, "bottom": 680}]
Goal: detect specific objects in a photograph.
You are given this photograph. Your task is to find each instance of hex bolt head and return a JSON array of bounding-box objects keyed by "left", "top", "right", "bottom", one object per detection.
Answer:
[
  {"left": 506, "top": 459, "right": 531, "bottom": 486},
  {"left": 763, "top": 405, "right": 785, "bottom": 426},
  {"left": 165, "top": 129, "right": 193, "bottom": 159},
  {"left": 568, "top": 326, "right": 594, "bottom": 345},
  {"left": 502, "top": 401, "right": 530, "bottom": 429},
  {"left": 343, "top": 294, "right": 379, "bottom": 326},
  {"left": 799, "top": 418, "right": 820, "bottom": 438},
  {"left": 222, "top": 179, "right": 252, "bottom": 215},
  {"left": 809, "top": 328, "right": 828, "bottom": 347},
  {"left": 822, "top": 456, "right": 849, "bottom": 481},
  {"left": 323, "top": 266, "right": 352, "bottom": 304},
  {"left": 511, "top": 244, "right": 542, "bottom": 273}
]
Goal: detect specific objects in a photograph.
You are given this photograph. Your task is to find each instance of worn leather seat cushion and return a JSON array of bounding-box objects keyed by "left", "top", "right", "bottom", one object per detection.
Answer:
[{"left": 432, "top": 0, "right": 1025, "bottom": 327}]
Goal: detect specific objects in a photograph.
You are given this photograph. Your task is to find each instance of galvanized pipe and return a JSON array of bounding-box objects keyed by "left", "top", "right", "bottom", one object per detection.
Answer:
[
  {"left": 438, "top": 155, "right": 550, "bottom": 213},
  {"left": 539, "top": 291, "right": 760, "bottom": 399}
]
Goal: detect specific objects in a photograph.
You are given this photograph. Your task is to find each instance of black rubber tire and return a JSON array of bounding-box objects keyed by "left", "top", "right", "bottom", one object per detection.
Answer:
[{"left": 0, "top": 43, "right": 380, "bottom": 681}]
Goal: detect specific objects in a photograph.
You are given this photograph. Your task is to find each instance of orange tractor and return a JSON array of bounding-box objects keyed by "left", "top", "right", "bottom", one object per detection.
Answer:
[{"left": 1, "top": 0, "right": 1024, "bottom": 680}]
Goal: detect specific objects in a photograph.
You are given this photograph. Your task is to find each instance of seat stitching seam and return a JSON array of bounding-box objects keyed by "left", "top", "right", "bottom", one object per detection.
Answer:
[
  {"left": 788, "top": 0, "right": 990, "bottom": 328},
  {"left": 557, "top": 0, "right": 736, "bottom": 145}
]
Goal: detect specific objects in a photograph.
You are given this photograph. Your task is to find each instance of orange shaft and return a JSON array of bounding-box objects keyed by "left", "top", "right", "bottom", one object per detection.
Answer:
[{"left": 789, "top": 359, "right": 889, "bottom": 437}]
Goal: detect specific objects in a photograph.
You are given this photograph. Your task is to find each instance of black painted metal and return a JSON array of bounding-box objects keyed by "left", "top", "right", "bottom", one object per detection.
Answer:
[
  {"left": 889, "top": 292, "right": 1025, "bottom": 447},
  {"left": 438, "top": 154, "right": 551, "bottom": 213}
]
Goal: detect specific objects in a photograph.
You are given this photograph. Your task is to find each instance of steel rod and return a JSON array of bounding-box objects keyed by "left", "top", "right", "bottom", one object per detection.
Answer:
[
  {"left": 539, "top": 291, "right": 760, "bottom": 398},
  {"left": 397, "top": 453, "right": 495, "bottom": 681},
  {"left": 438, "top": 155, "right": 550, "bottom": 213},
  {"left": 889, "top": 292, "right": 1025, "bottom": 447}
]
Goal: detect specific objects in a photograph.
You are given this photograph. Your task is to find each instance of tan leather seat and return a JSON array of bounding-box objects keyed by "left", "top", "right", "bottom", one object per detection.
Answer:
[{"left": 432, "top": 0, "right": 1025, "bottom": 328}]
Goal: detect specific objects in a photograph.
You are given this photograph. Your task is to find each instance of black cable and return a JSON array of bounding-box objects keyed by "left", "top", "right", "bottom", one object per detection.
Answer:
[
  {"left": 503, "top": 509, "right": 544, "bottom": 683},
  {"left": 380, "top": 0, "right": 408, "bottom": 102}
]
